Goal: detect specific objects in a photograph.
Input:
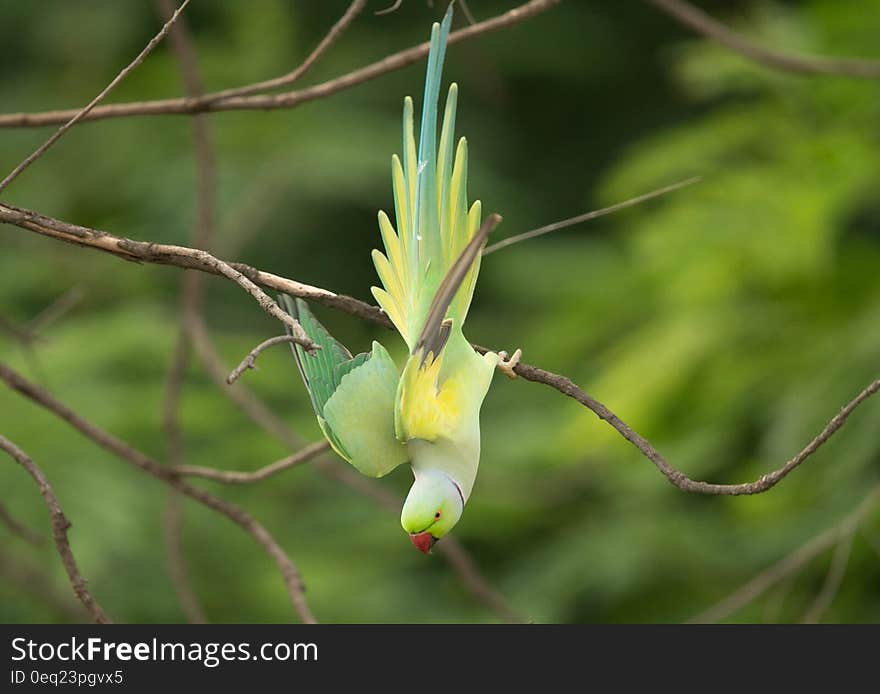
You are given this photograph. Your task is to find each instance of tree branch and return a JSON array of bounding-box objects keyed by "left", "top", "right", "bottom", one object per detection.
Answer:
[
  {"left": 0, "top": 364, "right": 317, "bottom": 624},
  {"left": 0, "top": 500, "right": 44, "bottom": 547},
  {"left": 0, "top": 0, "right": 561, "bottom": 128},
  {"left": 801, "top": 533, "right": 854, "bottom": 624},
  {"left": 0, "top": 0, "right": 191, "bottom": 193},
  {"left": 206, "top": 0, "right": 367, "bottom": 103},
  {"left": 227, "top": 335, "right": 304, "bottom": 384},
  {"left": 0, "top": 202, "right": 319, "bottom": 351},
  {"left": 482, "top": 177, "right": 700, "bottom": 256},
  {"left": 512, "top": 363, "right": 880, "bottom": 495},
  {"left": 156, "top": 0, "right": 214, "bottom": 626},
  {"left": 0, "top": 546, "right": 87, "bottom": 621},
  {"left": 3, "top": 202, "right": 877, "bottom": 497},
  {"left": 646, "top": 0, "right": 880, "bottom": 78},
  {"left": 690, "top": 484, "right": 880, "bottom": 623},
  {"left": 172, "top": 441, "right": 329, "bottom": 484},
  {"left": 0, "top": 434, "right": 112, "bottom": 624}
]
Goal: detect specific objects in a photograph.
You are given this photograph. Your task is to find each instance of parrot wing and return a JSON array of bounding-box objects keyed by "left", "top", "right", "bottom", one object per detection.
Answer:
[{"left": 281, "top": 295, "right": 409, "bottom": 477}]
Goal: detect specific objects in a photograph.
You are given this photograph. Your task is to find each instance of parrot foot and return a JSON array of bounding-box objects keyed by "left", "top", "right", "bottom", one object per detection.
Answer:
[{"left": 496, "top": 348, "right": 522, "bottom": 379}]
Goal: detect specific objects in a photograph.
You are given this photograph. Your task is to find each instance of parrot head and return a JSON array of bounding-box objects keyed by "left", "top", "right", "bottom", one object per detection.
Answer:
[{"left": 400, "top": 468, "right": 464, "bottom": 553}]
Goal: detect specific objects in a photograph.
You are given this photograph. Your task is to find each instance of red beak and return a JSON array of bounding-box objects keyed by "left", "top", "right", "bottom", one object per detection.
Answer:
[{"left": 409, "top": 531, "right": 437, "bottom": 554}]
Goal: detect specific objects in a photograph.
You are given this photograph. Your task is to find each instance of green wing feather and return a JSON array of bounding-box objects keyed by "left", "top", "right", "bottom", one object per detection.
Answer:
[{"left": 281, "top": 295, "right": 408, "bottom": 477}]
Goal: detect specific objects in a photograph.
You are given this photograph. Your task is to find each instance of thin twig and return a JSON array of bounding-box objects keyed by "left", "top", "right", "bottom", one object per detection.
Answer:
[
  {"left": 801, "top": 533, "right": 855, "bottom": 624},
  {"left": 24, "top": 287, "right": 84, "bottom": 338},
  {"left": 0, "top": 0, "right": 560, "bottom": 128},
  {"left": 375, "top": 0, "right": 403, "bottom": 16},
  {"left": 0, "top": 546, "right": 86, "bottom": 621},
  {"left": 3, "top": 202, "right": 877, "bottom": 497},
  {"left": 156, "top": 0, "right": 214, "bottom": 626},
  {"left": 0, "top": 0, "right": 191, "bottom": 193},
  {"left": 0, "top": 364, "right": 317, "bottom": 624},
  {"left": 0, "top": 434, "right": 112, "bottom": 623},
  {"left": 188, "top": 317, "right": 308, "bottom": 448},
  {"left": 512, "top": 363, "right": 880, "bottom": 496},
  {"left": 227, "top": 335, "right": 304, "bottom": 384},
  {"left": 172, "top": 441, "right": 329, "bottom": 483},
  {"left": 482, "top": 177, "right": 700, "bottom": 255},
  {"left": 0, "top": 500, "right": 44, "bottom": 546},
  {"left": 0, "top": 202, "right": 319, "bottom": 351},
  {"left": 206, "top": 0, "right": 367, "bottom": 102},
  {"left": 458, "top": 0, "right": 478, "bottom": 27},
  {"left": 646, "top": 0, "right": 880, "bottom": 78},
  {"left": 691, "top": 484, "right": 880, "bottom": 623},
  {"left": 434, "top": 540, "right": 521, "bottom": 623}
]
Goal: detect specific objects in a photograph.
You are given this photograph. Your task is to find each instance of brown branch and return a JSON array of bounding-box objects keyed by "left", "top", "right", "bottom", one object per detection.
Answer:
[
  {"left": 172, "top": 441, "right": 330, "bottom": 484},
  {"left": 0, "top": 202, "right": 319, "bottom": 351},
  {"left": 434, "top": 540, "right": 522, "bottom": 623},
  {"left": 188, "top": 316, "right": 308, "bottom": 449},
  {"left": 514, "top": 363, "right": 880, "bottom": 495},
  {"left": 206, "top": 0, "right": 367, "bottom": 102},
  {"left": 482, "top": 177, "right": 701, "bottom": 256},
  {"left": 691, "top": 484, "right": 880, "bottom": 623},
  {"left": 801, "top": 533, "right": 854, "bottom": 624},
  {"left": 0, "top": 434, "right": 112, "bottom": 623},
  {"left": 0, "top": 0, "right": 560, "bottom": 128},
  {"left": 24, "top": 287, "right": 84, "bottom": 338},
  {"left": 0, "top": 546, "right": 86, "bottom": 621},
  {"left": 646, "top": 0, "right": 880, "bottom": 78},
  {"left": 0, "top": 363, "right": 317, "bottom": 624},
  {"left": 0, "top": 0, "right": 191, "bottom": 192},
  {"left": 4, "top": 202, "right": 877, "bottom": 496},
  {"left": 156, "top": 0, "right": 214, "bottom": 626},
  {"left": 0, "top": 500, "right": 44, "bottom": 546},
  {"left": 227, "top": 335, "right": 303, "bottom": 384}
]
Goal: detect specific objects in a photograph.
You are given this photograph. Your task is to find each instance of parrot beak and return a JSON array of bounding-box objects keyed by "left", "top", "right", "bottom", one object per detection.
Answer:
[{"left": 409, "top": 531, "right": 438, "bottom": 554}]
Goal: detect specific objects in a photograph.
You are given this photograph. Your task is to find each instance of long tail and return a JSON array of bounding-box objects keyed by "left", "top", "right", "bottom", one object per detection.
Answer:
[{"left": 371, "top": 4, "right": 485, "bottom": 352}]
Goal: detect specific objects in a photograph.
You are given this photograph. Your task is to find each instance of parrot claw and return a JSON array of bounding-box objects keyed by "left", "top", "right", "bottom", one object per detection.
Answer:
[{"left": 496, "top": 348, "right": 522, "bottom": 379}]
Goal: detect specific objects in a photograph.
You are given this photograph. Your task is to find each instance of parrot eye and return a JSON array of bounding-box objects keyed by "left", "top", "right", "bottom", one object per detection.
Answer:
[{"left": 434, "top": 511, "right": 441, "bottom": 519}]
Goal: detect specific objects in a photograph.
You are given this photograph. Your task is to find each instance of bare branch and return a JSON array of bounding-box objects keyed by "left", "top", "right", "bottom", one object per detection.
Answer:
[
  {"left": 434, "top": 540, "right": 521, "bottom": 623},
  {"left": 188, "top": 317, "right": 308, "bottom": 449},
  {"left": 646, "top": 0, "right": 880, "bottom": 78},
  {"left": 0, "top": 0, "right": 191, "bottom": 193},
  {"left": 375, "top": 0, "right": 403, "bottom": 16},
  {"left": 513, "top": 362, "right": 880, "bottom": 495},
  {"left": 4, "top": 202, "right": 877, "bottom": 497},
  {"left": 24, "top": 287, "right": 84, "bottom": 338},
  {"left": 482, "top": 177, "right": 700, "bottom": 256},
  {"left": 208, "top": 0, "right": 367, "bottom": 102},
  {"left": 0, "top": 364, "right": 317, "bottom": 624},
  {"left": 0, "top": 546, "right": 86, "bottom": 621},
  {"left": 691, "top": 484, "right": 880, "bottom": 623},
  {"left": 0, "top": 0, "right": 560, "bottom": 128},
  {"left": 172, "top": 441, "right": 330, "bottom": 484},
  {"left": 156, "top": 0, "right": 214, "bottom": 626},
  {"left": 0, "top": 202, "right": 318, "bottom": 352},
  {"left": 0, "top": 500, "right": 44, "bottom": 546},
  {"left": 227, "top": 335, "right": 304, "bottom": 384},
  {"left": 0, "top": 434, "right": 112, "bottom": 624},
  {"left": 801, "top": 533, "right": 854, "bottom": 624}
]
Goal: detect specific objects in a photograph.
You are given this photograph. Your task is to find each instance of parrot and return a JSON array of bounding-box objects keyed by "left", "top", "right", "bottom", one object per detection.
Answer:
[{"left": 280, "top": 4, "right": 519, "bottom": 554}]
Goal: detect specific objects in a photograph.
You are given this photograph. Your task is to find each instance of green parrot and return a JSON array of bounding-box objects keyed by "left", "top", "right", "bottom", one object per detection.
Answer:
[{"left": 281, "top": 5, "right": 519, "bottom": 553}]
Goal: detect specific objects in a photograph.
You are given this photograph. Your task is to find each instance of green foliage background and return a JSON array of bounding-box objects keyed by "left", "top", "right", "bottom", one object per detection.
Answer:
[{"left": 1, "top": 0, "right": 878, "bottom": 623}]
